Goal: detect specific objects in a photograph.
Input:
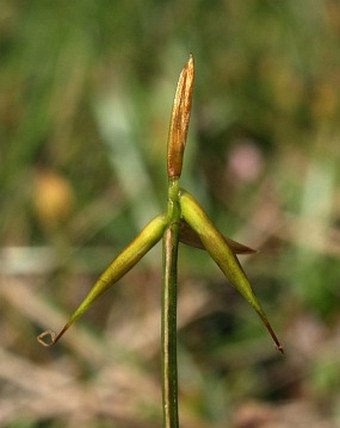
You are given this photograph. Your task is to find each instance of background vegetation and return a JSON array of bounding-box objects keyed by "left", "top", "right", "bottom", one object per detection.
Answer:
[{"left": 0, "top": 1, "right": 339, "bottom": 426}]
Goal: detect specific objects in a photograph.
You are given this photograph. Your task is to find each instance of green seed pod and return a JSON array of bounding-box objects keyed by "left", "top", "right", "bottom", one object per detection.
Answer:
[
  {"left": 179, "top": 189, "right": 282, "bottom": 352},
  {"left": 38, "top": 213, "right": 168, "bottom": 346}
]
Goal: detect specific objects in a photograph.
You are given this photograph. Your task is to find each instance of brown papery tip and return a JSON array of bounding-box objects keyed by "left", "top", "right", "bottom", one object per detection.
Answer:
[
  {"left": 277, "top": 344, "right": 284, "bottom": 354},
  {"left": 37, "top": 329, "right": 57, "bottom": 347},
  {"left": 37, "top": 323, "right": 69, "bottom": 347},
  {"left": 262, "top": 318, "right": 284, "bottom": 355}
]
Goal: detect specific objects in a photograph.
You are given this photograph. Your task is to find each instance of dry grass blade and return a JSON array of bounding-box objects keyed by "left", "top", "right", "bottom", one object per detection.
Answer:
[{"left": 179, "top": 220, "right": 257, "bottom": 254}]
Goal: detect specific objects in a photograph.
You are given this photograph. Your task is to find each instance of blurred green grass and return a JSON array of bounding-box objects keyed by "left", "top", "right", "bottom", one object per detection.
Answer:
[{"left": 0, "top": 1, "right": 339, "bottom": 427}]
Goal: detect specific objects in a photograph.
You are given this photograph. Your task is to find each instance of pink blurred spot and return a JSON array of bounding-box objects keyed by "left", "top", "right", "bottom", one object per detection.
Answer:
[{"left": 228, "top": 141, "right": 264, "bottom": 183}]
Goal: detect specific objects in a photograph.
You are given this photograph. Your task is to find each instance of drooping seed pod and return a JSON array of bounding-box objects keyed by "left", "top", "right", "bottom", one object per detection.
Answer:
[{"left": 179, "top": 189, "right": 283, "bottom": 353}]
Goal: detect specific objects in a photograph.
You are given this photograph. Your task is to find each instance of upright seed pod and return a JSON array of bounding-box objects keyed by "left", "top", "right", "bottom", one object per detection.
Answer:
[{"left": 167, "top": 55, "right": 195, "bottom": 179}]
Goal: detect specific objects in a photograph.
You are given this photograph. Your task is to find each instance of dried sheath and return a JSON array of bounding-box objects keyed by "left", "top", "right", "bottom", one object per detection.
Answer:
[{"left": 179, "top": 219, "right": 256, "bottom": 254}]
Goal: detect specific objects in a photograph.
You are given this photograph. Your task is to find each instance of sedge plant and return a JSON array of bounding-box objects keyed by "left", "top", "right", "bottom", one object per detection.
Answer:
[{"left": 38, "top": 55, "right": 283, "bottom": 427}]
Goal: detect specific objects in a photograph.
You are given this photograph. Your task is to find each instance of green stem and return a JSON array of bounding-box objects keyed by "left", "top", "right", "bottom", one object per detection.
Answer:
[{"left": 162, "top": 178, "right": 181, "bottom": 427}]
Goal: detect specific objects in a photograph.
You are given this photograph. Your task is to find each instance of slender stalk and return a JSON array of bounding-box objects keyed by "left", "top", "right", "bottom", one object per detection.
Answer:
[
  {"left": 162, "top": 54, "right": 194, "bottom": 427},
  {"left": 162, "top": 178, "right": 181, "bottom": 427},
  {"left": 162, "top": 225, "right": 179, "bottom": 427}
]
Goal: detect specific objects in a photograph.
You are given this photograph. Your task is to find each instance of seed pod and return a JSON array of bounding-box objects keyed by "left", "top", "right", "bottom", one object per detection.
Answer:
[
  {"left": 167, "top": 55, "right": 195, "bottom": 178},
  {"left": 179, "top": 189, "right": 283, "bottom": 352},
  {"left": 38, "top": 214, "right": 168, "bottom": 346}
]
